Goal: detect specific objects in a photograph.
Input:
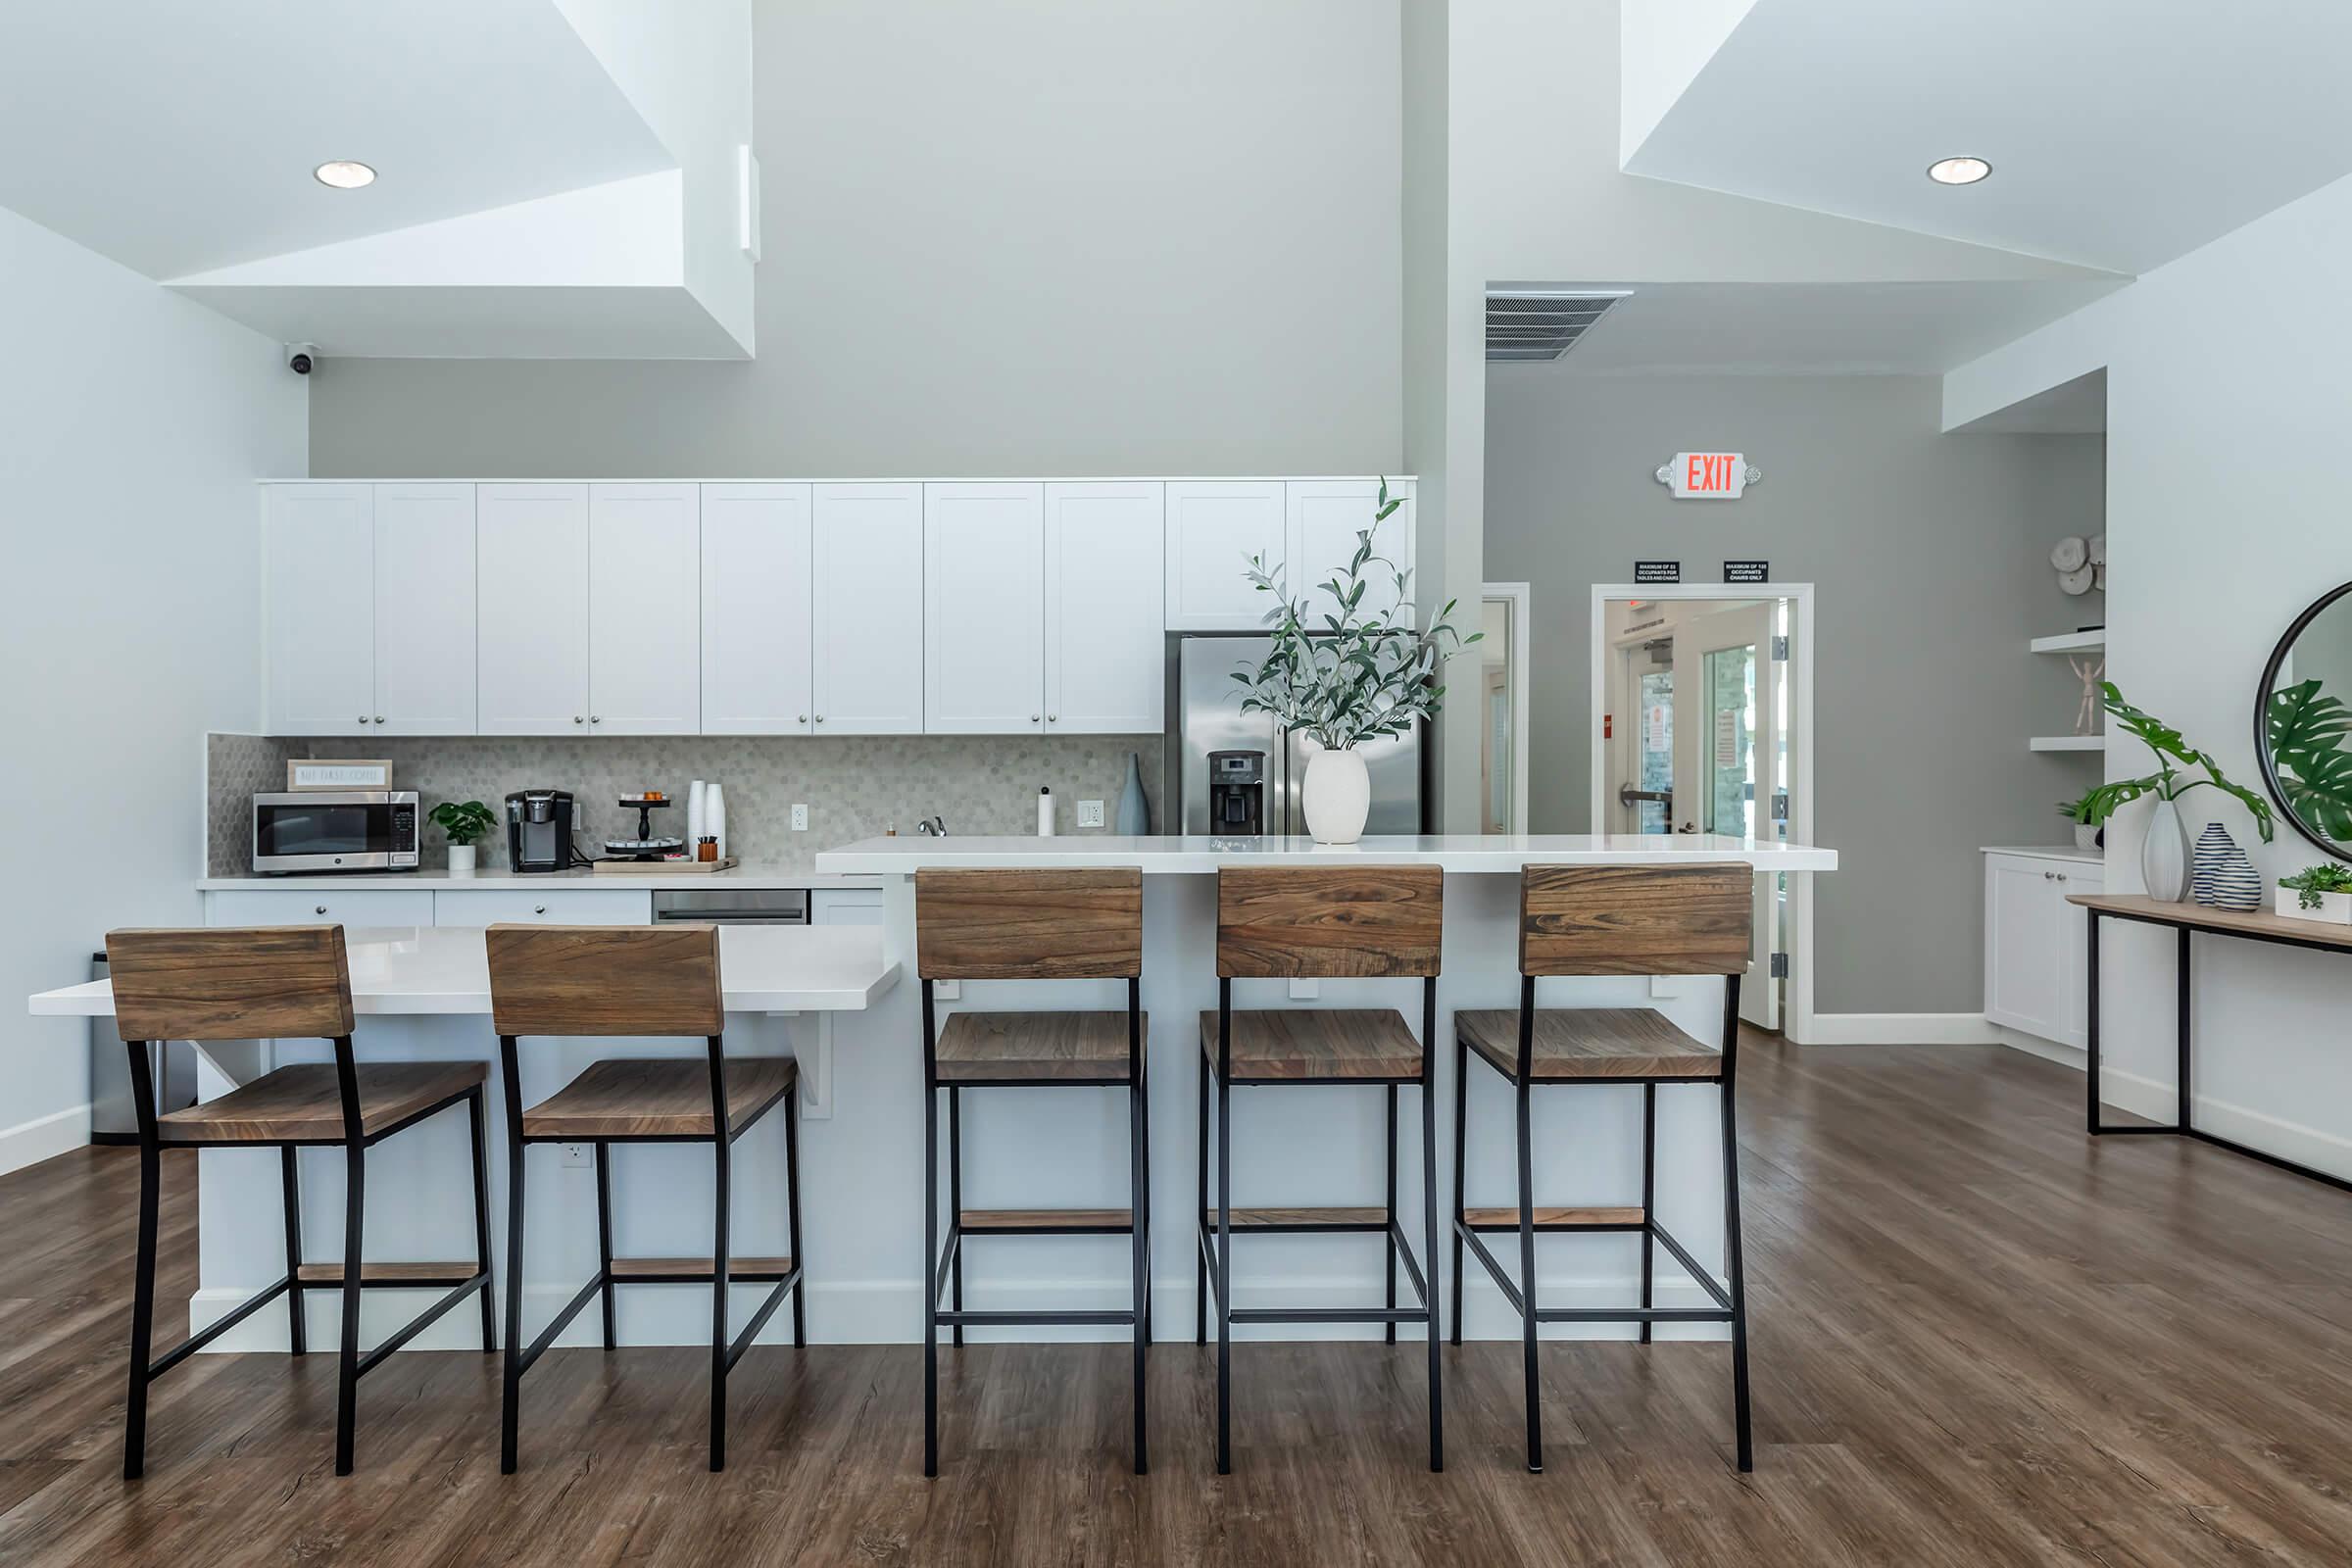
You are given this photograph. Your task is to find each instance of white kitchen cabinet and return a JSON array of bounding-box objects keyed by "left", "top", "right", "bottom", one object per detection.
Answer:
[
  {"left": 1288, "top": 478, "right": 1415, "bottom": 627},
  {"left": 925, "top": 483, "right": 1046, "bottom": 733},
  {"left": 811, "top": 889, "right": 886, "bottom": 926},
  {"left": 1164, "top": 480, "right": 1285, "bottom": 631},
  {"left": 1045, "top": 481, "right": 1164, "bottom": 733},
  {"left": 371, "top": 484, "right": 477, "bottom": 735},
  {"left": 702, "top": 483, "right": 814, "bottom": 734},
  {"left": 811, "top": 482, "right": 923, "bottom": 734},
  {"left": 587, "top": 483, "right": 701, "bottom": 735},
  {"left": 264, "top": 484, "right": 374, "bottom": 736},
  {"left": 207, "top": 888, "right": 435, "bottom": 929},
  {"left": 1984, "top": 850, "right": 2105, "bottom": 1048},
  {"left": 432, "top": 888, "right": 652, "bottom": 926},
  {"left": 476, "top": 484, "right": 591, "bottom": 736}
]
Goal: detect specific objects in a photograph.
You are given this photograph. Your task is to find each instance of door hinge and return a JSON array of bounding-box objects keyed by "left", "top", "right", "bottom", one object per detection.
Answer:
[
  {"left": 1771, "top": 791, "right": 1789, "bottom": 822},
  {"left": 1770, "top": 634, "right": 1789, "bottom": 661},
  {"left": 1769, "top": 952, "right": 1789, "bottom": 979}
]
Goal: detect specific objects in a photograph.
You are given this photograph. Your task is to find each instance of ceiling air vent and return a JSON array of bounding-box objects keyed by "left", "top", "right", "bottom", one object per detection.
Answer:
[{"left": 1486, "top": 290, "right": 1631, "bottom": 363}]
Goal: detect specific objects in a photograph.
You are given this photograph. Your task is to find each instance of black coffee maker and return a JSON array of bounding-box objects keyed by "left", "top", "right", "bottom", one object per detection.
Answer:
[
  {"left": 506, "top": 789, "right": 576, "bottom": 872},
  {"left": 1205, "top": 751, "right": 1265, "bottom": 834}
]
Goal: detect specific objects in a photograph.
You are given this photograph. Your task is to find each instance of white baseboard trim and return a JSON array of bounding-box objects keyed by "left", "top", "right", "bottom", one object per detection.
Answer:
[
  {"left": 189, "top": 1269, "right": 1728, "bottom": 1352},
  {"left": 0, "top": 1102, "right": 92, "bottom": 1176},
  {"left": 1802, "top": 1012, "right": 2006, "bottom": 1046},
  {"left": 1993, "top": 1031, "right": 2352, "bottom": 1182}
]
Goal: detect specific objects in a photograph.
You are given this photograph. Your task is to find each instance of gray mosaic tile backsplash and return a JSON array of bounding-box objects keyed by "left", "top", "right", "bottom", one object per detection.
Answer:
[{"left": 209, "top": 732, "right": 1160, "bottom": 875}]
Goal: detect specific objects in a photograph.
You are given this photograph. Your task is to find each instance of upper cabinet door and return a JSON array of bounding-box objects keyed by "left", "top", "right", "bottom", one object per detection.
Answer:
[
  {"left": 1164, "top": 480, "right": 1286, "bottom": 631},
  {"left": 371, "top": 484, "right": 476, "bottom": 735},
  {"left": 1287, "top": 478, "right": 1416, "bottom": 628},
  {"left": 924, "top": 482, "right": 1046, "bottom": 734},
  {"left": 476, "top": 484, "right": 590, "bottom": 736},
  {"left": 587, "top": 483, "right": 701, "bottom": 735},
  {"left": 811, "top": 483, "right": 924, "bottom": 734},
  {"left": 701, "top": 484, "right": 814, "bottom": 735},
  {"left": 1046, "top": 481, "right": 1164, "bottom": 734},
  {"left": 263, "top": 484, "right": 375, "bottom": 736}
]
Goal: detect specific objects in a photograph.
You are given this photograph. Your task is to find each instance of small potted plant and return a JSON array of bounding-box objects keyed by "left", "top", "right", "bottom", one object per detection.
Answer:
[
  {"left": 1235, "top": 480, "right": 1478, "bottom": 844},
  {"left": 2277, "top": 862, "right": 2352, "bottom": 924},
  {"left": 2057, "top": 791, "right": 2102, "bottom": 853},
  {"left": 429, "top": 800, "right": 497, "bottom": 874}
]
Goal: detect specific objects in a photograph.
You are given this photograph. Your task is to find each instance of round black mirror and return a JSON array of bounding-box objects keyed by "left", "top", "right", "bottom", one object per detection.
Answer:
[{"left": 2258, "top": 581, "right": 2352, "bottom": 861}]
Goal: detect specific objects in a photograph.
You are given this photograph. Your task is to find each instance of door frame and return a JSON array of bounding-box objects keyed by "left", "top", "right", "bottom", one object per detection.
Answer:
[
  {"left": 1482, "top": 582, "right": 1533, "bottom": 835},
  {"left": 1587, "top": 582, "right": 1819, "bottom": 1044}
]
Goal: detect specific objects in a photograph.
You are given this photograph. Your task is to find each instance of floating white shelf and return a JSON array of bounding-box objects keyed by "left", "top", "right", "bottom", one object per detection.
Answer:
[
  {"left": 2031, "top": 629, "right": 2106, "bottom": 654},
  {"left": 2031, "top": 735, "right": 2105, "bottom": 753}
]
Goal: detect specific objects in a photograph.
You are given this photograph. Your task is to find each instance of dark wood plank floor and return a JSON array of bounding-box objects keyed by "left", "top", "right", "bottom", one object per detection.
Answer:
[{"left": 5, "top": 1037, "right": 2352, "bottom": 1565}]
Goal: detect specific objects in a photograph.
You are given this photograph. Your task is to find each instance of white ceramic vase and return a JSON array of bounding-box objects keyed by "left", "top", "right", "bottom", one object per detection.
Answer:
[
  {"left": 1301, "top": 748, "right": 1371, "bottom": 845},
  {"left": 2140, "top": 797, "right": 2189, "bottom": 903},
  {"left": 447, "top": 843, "right": 477, "bottom": 875}
]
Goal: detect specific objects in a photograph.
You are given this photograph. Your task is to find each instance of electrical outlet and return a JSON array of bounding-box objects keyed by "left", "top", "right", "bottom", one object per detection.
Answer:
[
  {"left": 1289, "top": 978, "right": 1320, "bottom": 1000},
  {"left": 791, "top": 804, "right": 808, "bottom": 831},
  {"left": 560, "top": 1142, "right": 592, "bottom": 1169},
  {"left": 937, "top": 980, "right": 960, "bottom": 1001},
  {"left": 1077, "top": 799, "right": 1104, "bottom": 828}
]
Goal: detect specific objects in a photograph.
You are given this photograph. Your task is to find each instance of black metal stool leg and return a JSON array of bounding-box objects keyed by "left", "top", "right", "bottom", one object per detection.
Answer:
[
  {"left": 1721, "top": 980, "right": 1753, "bottom": 1473},
  {"left": 469, "top": 1090, "right": 496, "bottom": 1351},
  {"left": 1449, "top": 1031, "right": 1466, "bottom": 1348},
  {"left": 1195, "top": 1051, "right": 1209, "bottom": 1348},
  {"left": 1129, "top": 1055, "right": 1150, "bottom": 1475},
  {"left": 594, "top": 1140, "right": 616, "bottom": 1350},
  {"left": 1515, "top": 1071, "right": 1542, "bottom": 1474},
  {"left": 710, "top": 1129, "right": 731, "bottom": 1472},
  {"left": 1215, "top": 980, "right": 1234, "bottom": 1476},
  {"left": 785, "top": 1083, "right": 806, "bottom": 1348},
  {"left": 500, "top": 1038, "right": 526, "bottom": 1475},
  {"left": 1421, "top": 1014, "right": 1444, "bottom": 1471},
  {"left": 1385, "top": 1083, "right": 1399, "bottom": 1347},
  {"left": 1640, "top": 1083, "right": 1656, "bottom": 1347},
  {"left": 923, "top": 1061, "right": 940, "bottom": 1476},
  {"left": 123, "top": 1131, "right": 161, "bottom": 1481},
  {"left": 948, "top": 1086, "right": 964, "bottom": 1348},
  {"left": 280, "top": 1143, "right": 307, "bottom": 1356},
  {"left": 334, "top": 1135, "right": 366, "bottom": 1476}
]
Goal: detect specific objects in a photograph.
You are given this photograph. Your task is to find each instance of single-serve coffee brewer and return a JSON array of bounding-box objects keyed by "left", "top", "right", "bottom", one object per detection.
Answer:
[{"left": 506, "top": 789, "right": 576, "bottom": 872}]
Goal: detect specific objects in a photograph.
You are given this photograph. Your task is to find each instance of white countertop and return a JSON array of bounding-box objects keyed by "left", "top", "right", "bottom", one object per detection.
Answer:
[
  {"left": 1982, "top": 844, "right": 2104, "bottom": 864},
  {"left": 29, "top": 925, "right": 899, "bottom": 1017},
  {"left": 813, "top": 833, "right": 1838, "bottom": 875},
  {"left": 198, "top": 862, "right": 883, "bottom": 893}
]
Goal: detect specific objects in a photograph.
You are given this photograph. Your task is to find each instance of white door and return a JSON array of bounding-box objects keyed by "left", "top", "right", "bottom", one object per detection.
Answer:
[
  {"left": 811, "top": 482, "right": 923, "bottom": 734},
  {"left": 476, "top": 483, "right": 590, "bottom": 736},
  {"left": 587, "top": 483, "right": 701, "bottom": 735},
  {"left": 1046, "top": 481, "right": 1164, "bottom": 733},
  {"left": 702, "top": 483, "right": 814, "bottom": 734},
  {"left": 925, "top": 482, "right": 1046, "bottom": 734},
  {"left": 371, "top": 483, "right": 476, "bottom": 735},
  {"left": 1164, "top": 480, "right": 1285, "bottom": 630},
  {"left": 1287, "top": 478, "right": 1415, "bottom": 627},
  {"left": 263, "top": 484, "right": 374, "bottom": 736},
  {"left": 1670, "top": 603, "right": 1783, "bottom": 1028}
]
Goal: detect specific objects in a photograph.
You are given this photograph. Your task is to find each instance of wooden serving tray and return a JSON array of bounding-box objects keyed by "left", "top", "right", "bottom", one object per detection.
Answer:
[{"left": 592, "top": 856, "right": 740, "bottom": 876}]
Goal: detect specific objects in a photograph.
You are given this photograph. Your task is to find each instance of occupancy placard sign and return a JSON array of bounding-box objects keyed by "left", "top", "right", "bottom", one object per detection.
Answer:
[{"left": 1655, "top": 453, "right": 1757, "bottom": 500}]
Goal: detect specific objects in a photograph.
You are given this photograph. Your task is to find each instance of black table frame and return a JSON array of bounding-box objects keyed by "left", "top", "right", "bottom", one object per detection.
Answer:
[{"left": 2084, "top": 902, "right": 2352, "bottom": 1195}]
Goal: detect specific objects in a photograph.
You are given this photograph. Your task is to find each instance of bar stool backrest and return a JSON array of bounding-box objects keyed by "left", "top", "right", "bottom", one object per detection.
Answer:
[
  {"left": 1519, "top": 864, "right": 1752, "bottom": 976},
  {"left": 485, "top": 922, "right": 723, "bottom": 1038},
  {"left": 106, "top": 925, "right": 354, "bottom": 1043},
  {"left": 915, "top": 868, "right": 1143, "bottom": 980},
  {"left": 1216, "top": 865, "right": 1445, "bottom": 979}
]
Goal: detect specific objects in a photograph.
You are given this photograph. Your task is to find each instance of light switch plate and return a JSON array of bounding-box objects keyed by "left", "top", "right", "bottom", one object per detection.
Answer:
[
  {"left": 1077, "top": 799, "right": 1104, "bottom": 828},
  {"left": 1289, "top": 978, "right": 1319, "bottom": 1000},
  {"left": 791, "top": 804, "right": 808, "bottom": 831}
]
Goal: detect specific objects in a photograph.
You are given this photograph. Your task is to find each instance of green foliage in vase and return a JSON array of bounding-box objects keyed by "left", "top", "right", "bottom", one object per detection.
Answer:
[
  {"left": 2076, "top": 681, "right": 2274, "bottom": 842},
  {"left": 428, "top": 799, "right": 498, "bottom": 848},
  {"left": 2280, "top": 861, "right": 2352, "bottom": 909},
  {"left": 2266, "top": 677, "right": 2352, "bottom": 840},
  {"left": 2057, "top": 789, "right": 2100, "bottom": 825},
  {"left": 1232, "top": 478, "right": 1480, "bottom": 750}
]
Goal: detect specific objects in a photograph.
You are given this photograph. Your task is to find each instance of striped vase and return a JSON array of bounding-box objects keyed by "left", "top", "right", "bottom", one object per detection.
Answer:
[{"left": 2190, "top": 822, "right": 2261, "bottom": 911}]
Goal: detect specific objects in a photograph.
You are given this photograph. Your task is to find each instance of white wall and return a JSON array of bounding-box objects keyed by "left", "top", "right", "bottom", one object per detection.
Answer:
[
  {"left": 0, "top": 205, "right": 305, "bottom": 1171},
  {"left": 1946, "top": 171, "right": 2352, "bottom": 1178}
]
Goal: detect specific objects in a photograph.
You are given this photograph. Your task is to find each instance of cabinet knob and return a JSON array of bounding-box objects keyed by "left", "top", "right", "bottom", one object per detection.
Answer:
[
  {"left": 2056, "top": 874, "right": 2069, "bottom": 883},
  {"left": 573, "top": 715, "right": 585, "bottom": 724},
  {"left": 534, "top": 906, "right": 547, "bottom": 915},
  {"left": 798, "top": 714, "right": 808, "bottom": 724},
  {"left": 590, "top": 715, "right": 601, "bottom": 725},
  {"left": 814, "top": 715, "right": 825, "bottom": 724},
  {"left": 315, "top": 906, "right": 328, "bottom": 915},
  {"left": 357, "top": 715, "right": 369, "bottom": 725},
  {"left": 1047, "top": 714, "right": 1058, "bottom": 722},
  {"left": 1031, "top": 714, "right": 1041, "bottom": 723},
  {"left": 373, "top": 715, "right": 384, "bottom": 724}
]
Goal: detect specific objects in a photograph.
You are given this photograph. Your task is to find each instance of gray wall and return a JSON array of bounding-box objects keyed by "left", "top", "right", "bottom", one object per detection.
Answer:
[
  {"left": 307, "top": 0, "right": 1402, "bottom": 477},
  {"left": 1484, "top": 371, "right": 2104, "bottom": 1013}
]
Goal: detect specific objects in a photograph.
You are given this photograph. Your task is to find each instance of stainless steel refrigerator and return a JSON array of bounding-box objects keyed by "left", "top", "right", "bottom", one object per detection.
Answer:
[{"left": 1169, "top": 634, "right": 1425, "bottom": 836}]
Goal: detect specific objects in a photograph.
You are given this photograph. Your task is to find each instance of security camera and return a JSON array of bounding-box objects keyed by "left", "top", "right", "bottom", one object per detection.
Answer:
[{"left": 286, "top": 344, "right": 318, "bottom": 375}]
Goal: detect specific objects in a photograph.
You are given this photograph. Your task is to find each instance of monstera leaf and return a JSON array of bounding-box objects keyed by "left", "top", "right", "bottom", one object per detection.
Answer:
[{"left": 2269, "top": 677, "right": 2352, "bottom": 841}]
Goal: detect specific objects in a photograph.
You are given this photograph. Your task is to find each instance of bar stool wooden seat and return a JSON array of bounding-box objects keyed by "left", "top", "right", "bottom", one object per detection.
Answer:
[
  {"left": 1449, "top": 863, "right": 1756, "bottom": 1475},
  {"left": 487, "top": 922, "right": 805, "bottom": 1475},
  {"left": 915, "top": 867, "right": 1149, "bottom": 1477},
  {"left": 1196, "top": 865, "right": 1445, "bottom": 1475},
  {"left": 104, "top": 925, "right": 495, "bottom": 1479}
]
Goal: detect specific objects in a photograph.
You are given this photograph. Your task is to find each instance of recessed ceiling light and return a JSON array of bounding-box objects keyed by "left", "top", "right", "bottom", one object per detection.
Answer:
[
  {"left": 1926, "top": 156, "right": 1991, "bottom": 186},
  {"left": 314, "top": 160, "right": 376, "bottom": 190}
]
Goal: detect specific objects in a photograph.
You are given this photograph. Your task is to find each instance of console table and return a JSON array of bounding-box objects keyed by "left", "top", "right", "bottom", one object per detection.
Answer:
[{"left": 2071, "top": 892, "right": 2352, "bottom": 1193}]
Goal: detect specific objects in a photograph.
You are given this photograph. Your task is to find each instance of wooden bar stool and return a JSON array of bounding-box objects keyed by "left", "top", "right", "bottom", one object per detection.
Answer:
[
  {"left": 103, "top": 925, "right": 494, "bottom": 1479},
  {"left": 914, "top": 867, "right": 1148, "bottom": 1477},
  {"left": 1449, "top": 863, "right": 1756, "bottom": 1474},
  {"left": 1195, "top": 865, "right": 1445, "bottom": 1475},
  {"left": 486, "top": 922, "right": 804, "bottom": 1475}
]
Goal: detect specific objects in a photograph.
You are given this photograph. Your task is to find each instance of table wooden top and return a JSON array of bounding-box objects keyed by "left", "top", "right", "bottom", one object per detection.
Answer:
[{"left": 2067, "top": 892, "right": 2352, "bottom": 949}]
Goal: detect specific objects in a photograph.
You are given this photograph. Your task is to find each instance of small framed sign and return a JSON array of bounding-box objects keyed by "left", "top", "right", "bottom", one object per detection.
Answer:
[
  {"left": 1634, "top": 561, "right": 1682, "bottom": 585},
  {"left": 1723, "top": 560, "right": 1769, "bottom": 584},
  {"left": 286, "top": 759, "right": 393, "bottom": 791}
]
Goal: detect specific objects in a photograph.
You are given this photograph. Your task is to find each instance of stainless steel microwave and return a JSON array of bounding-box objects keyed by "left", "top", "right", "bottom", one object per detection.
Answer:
[{"left": 252, "top": 791, "right": 418, "bottom": 873}]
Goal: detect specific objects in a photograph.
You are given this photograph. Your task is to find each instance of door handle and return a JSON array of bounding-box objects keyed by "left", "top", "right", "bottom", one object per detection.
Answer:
[{"left": 1617, "top": 785, "right": 1671, "bottom": 808}]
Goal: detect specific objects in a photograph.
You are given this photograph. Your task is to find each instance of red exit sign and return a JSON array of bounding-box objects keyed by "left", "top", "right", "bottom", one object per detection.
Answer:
[{"left": 1655, "top": 452, "right": 1757, "bottom": 500}]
